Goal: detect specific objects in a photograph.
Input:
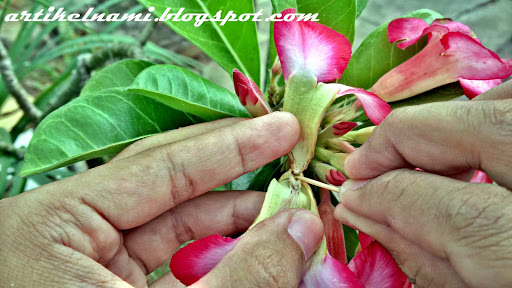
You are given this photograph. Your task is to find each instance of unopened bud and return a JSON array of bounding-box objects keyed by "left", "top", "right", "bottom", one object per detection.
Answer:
[
  {"left": 233, "top": 69, "right": 272, "bottom": 117},
  {"left": 271, "top": 59, "right": 282, "bottom": 75},
  {"left": 328, "top": 153, "right": 350, "bottom": 174},
  {"left": 318, "top": 122, "right": 358, "bottom": 145},
  {"left": 311, "top": 160, "right": 346, "bottom": 186},
  {"left": 342, "top": 126, "right": 376, "bottom": 144},
  {"left": 325, "top": 138, "right": 356, "bottom": 153}
]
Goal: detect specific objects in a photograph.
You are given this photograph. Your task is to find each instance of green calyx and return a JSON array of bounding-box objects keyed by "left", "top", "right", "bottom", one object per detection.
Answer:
[
  {"left": 283, "top": 72, "right": 341, "bottom": 174},
  {"left": 249, "top": 173, "right": 318, "bottom": 230}
]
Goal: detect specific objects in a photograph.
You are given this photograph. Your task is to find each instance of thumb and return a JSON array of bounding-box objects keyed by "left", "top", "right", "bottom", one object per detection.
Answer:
[{"left": 193, "top": 209, "right": 324, "bottom": 288}]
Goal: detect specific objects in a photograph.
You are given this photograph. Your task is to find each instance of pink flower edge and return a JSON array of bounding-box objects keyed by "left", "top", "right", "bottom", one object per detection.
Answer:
[
  {"left": 471, "top": 170, "right": 493, "bottom": 184},
  {"left": 348, "top": 241, "right": 409, "bottom": 288},
  {"left": 274, "top": 8, "right": 352, "bottom": 82},
  {"left": 170, "top": 234, "right": 238, "bottom": 286},
  {"left": 338, "top": 88, "right": 392, "bottom": 125}
]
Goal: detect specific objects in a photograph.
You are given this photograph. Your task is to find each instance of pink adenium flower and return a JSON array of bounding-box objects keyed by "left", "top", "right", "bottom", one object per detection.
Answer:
[
  {"left": 274, "top": 9, "right": 392, "bottom": 125},
  {"left": 169, "top": 190, "right": 410, "bottom": 287},
  {"left": 169, "top": 9, "right": 407, "bottom": 287},
  {"left": 274, "top": 9, "right": 352, "bottom": 82},
  {"left": 372, "top": 18, "right": 512, "bottom": 101},
  {"left": 233, "top": 68, "right": 272, "bottom": 117}
]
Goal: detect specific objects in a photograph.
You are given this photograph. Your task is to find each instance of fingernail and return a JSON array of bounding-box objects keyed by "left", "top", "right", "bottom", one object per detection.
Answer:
[
  {"left": 287, "top": 211, "right": 323, "bottom": 260},
  {"left": 339, "top": 179, "right": 370, "bottom": 196}
]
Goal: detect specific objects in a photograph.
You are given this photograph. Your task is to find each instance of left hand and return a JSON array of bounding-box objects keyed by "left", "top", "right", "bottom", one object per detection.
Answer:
[{"left": 0, "top": 113, "right": 324, "bottom": 287}]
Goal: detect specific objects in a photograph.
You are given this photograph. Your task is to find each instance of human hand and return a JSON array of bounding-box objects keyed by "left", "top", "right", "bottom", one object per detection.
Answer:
[
  {"left": 334, "top": 81, "right": 512, "bottom": 288},
  {"left": 0, "top": 112, "right": 325, "bottom": 288}
]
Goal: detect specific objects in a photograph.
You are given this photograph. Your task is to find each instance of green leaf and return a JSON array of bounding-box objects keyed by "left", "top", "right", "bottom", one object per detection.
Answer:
[
  {"left": 138, "top": 0, "right": 261, "bottom": 86},
  {"left": 344, "top": 226, "right": 359, "bottom": 262},
  {"left": 129, "top": 65, "right": 250, "bottom": 121},
  {"left": 356, "top": 0, "right": 368, "bottom": 18},
  {"left": 390, "top": 82, "right": 464, "bottom": 110},
  {"left": 297, "top": 0, "right": 357, "bottom": 44},
  {"left": 340, "top": 9, "right": 443, "bottom": 89},
  {"left": 81, "top": 60, "right": 154, "bottom": 96},
  {"left": 20, "top": 89, "right": 194, "bottom": 177},
  {"left": 271, "top": 0, "right": 297, "bottom": 12},
  {"left": 230, "top": 160, "right": 282, "bottom": 191}
]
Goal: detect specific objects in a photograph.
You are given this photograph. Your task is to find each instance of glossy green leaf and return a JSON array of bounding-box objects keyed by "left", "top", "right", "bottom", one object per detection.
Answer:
[
  {"left": 271, "top": 0, "right": 297, "bottom": 12},
  {"left": 138, "top": 0, "right": 261, "bottom": 85},
  {"left": 356, "top": 0, "right": 368, "bottom": 18},
  {"left": 297, "top": 0, "right": 357, "bottom": 44},
  {"left": 129, "top": 65, "right": 250, "bottom": 121},
  {"left": 20, "top": 89, "right": 194, "bottom": 177},
  {"left": 344, "top": 226, "right": 359, "bottom": 261},
  {"left": 81, "top": 60, "right": 154, "bottom": 96},
  {"left": 340, "top": 9, "right": 443, "bottom": 89},
  {"left": 230, "top": 160, "right": 282, "bottom": 191},
  {"left": 390, "top": 82, "right": 464, "bottom": 110}
]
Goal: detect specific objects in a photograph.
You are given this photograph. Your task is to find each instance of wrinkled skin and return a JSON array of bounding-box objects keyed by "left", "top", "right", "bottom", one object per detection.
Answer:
[
  {"left": 0, "top": 112, "right": 325, "bottom": 288},
  {"left": 335, "top": 80, "right": 512, "bottom": 288}
]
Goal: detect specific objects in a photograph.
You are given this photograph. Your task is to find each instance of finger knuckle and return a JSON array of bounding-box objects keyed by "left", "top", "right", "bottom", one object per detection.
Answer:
[
  {"left": 154, "top": 146, "right": 196, "bottom": 206},
  {"left": 167, "top": 208, "right": 196, "bottom": 244},
  {"left": 474, "top": 101, "right": 512, "bottom": 138},
  {"left": 245, "top": 245, "right": 297, "bottom": 287},
  {"left": 375, "top": 170, "right": 420, "bottom": 204},
  {"left": 447, "top": 185, "right": 512, "bottom": 249}
]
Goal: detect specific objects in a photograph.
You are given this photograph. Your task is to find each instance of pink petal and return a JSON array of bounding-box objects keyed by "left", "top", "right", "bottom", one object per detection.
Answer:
[
  {"left": 333, "top": 122, "right": 358, "bottom": 136},
  {"left": 459, "top": 78, "right": 502, "bottom": 99},
  {"left": 441, "top": 32, "right": 512, "bottom": 80},
  {"left": 274, "top": 9, "right": 352, "bottom": 82},
  {"left": 432, "top": 18, "right": 479, "bottom": 41},
  {"left": 372, "top": 31, "right": 511, "bottom": 102},
  {"left": 471, "top": 170, "right": 493, "bottom": 184},
  {"left": 358, "top": 231, "right": 375, "bottom": 250},
  {"left": 170, "top": 234, "right": 238, "bottom": 286},
  {"left": 403, "top": 279, "right": 415, "bottom": 288},
  {"left": 319, "top": 189, "right": 347, "bottom": 263},
  {"left": 300, "top": 254, "right": 365, "bottom": 288},
  {"left": 387, "top": 18, "right": 429, "bottom": 49},
  {"left": 348, "top": 241, "right": 409, "bottom": 288},
  {"left": 233, "top": 69, "right": 271, "bottom": 117},
  {"left": 338, "top": 88, "right": 392, "bottom": 125}
]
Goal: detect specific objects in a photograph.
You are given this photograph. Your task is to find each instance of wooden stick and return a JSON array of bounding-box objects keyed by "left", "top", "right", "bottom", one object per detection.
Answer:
[{"left": 294, "top": 175, "right": 341, "bottom": 193}]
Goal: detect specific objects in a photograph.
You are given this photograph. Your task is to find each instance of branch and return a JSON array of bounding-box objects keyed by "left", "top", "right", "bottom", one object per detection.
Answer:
[
  {"left": 0, "top": 40, "right": 43, "bottom": 122},
  {"left": 138, "top": 21, "right": 158, "bottom": 47},
  {"left": 0, "top": 140, "right": 25, "bottom": 159}
]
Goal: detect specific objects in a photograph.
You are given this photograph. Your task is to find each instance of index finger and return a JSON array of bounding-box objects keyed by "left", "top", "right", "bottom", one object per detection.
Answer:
[
  {"left": 345, "top": 96, "right": 512, "bottom": 188},
  {"left": 52, "top": 112, "right": 300, "bottom": 230}
]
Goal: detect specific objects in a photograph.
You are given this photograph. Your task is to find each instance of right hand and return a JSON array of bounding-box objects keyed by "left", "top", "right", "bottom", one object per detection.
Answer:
[{"left": 334, "top": 81, "right": 512, "bottom": 287}]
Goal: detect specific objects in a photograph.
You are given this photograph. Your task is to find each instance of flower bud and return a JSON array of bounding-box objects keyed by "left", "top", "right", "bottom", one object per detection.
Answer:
[
  {"left": 325, "top": 138, "right": 356, "bottom": 153},
  {"left": 233, "top": 69, "right": 271, "bottom": 117},
  {"left": 311, "top": 160, "right": 347, "bottom": 186},
  {"left": 342, "top": 126, "right": 376, "bottom": 144},
  {"left": 271, "top": 59, "right": 283, "bottom": 75}
]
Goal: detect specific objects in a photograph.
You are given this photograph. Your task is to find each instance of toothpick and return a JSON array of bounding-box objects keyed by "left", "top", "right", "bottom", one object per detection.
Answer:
[{"left": 294, "top": 175, "right": 341, "bottom": 193}]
